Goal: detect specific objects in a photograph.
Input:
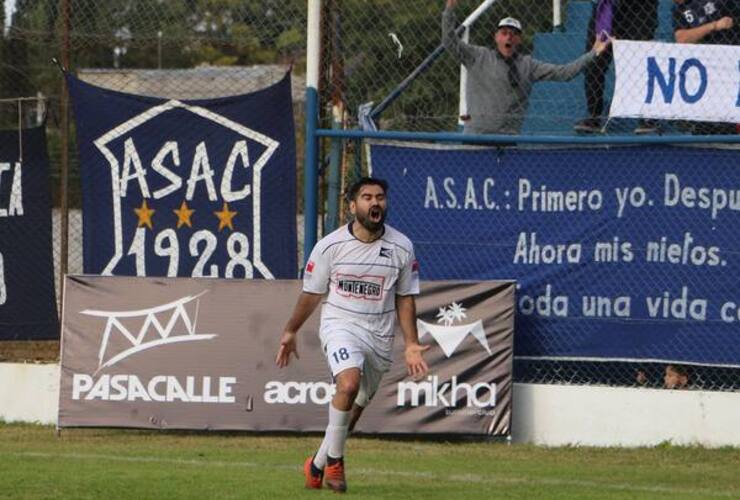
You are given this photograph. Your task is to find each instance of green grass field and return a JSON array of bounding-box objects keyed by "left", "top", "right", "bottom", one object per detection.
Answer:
[{"left": 2, "top": 423, "right": 740, "bottom": 499}]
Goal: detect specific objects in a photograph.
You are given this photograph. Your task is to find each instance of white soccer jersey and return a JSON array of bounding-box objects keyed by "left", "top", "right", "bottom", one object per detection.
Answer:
[{"left": 303, "top": 222, "right": 419, "bottom": 356}]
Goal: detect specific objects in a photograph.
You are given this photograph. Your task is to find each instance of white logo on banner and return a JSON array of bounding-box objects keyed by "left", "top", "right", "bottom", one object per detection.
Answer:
[
  {"left": 80, "top": 291, "right": 216, "bottom": 372},
  {"left": 401, "top": 302, "right": 496, "bottom": 411},
  {"left": 263, "top": 380, "right": 336, "bottom": 405},
  {"left": 0, "top": 161, "right": 24, "bottom": 218},
  {"left": 93, "top": 100, "right": 279, "bottom": 278},
  {"left": 610, "top": 40, "right": 740, "bottom": 123},
  {"left": 397, "top": 375, "right": 496, "bottom": 409},
  {"left": 417, "top": 301, "right": 491, "bottom": 357}
]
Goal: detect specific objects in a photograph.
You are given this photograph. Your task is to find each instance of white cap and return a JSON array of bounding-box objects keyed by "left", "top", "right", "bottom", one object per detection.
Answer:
[{"left": 498, "top": 17, "right": 522, "bottom": 32}]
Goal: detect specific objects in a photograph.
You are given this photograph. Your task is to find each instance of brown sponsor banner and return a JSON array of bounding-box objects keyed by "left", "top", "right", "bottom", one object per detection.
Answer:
[{"left": 59, "top": 276, "right": 513, "bottom": 436}]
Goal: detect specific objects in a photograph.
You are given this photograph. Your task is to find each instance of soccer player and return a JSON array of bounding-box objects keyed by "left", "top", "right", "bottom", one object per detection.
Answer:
[{"left": 275, "top": 177, "right": 429, "bottom": 493}]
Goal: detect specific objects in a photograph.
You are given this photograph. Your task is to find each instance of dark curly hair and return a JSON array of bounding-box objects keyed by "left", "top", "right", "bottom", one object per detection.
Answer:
[{"left": 345, "top": 177, "right": 388, "bottom": 202}]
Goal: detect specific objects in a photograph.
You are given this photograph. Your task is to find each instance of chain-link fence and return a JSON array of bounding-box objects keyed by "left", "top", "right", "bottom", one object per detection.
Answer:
[
  {"left": 315, "top": 0, "right": 740, "bottom": 392},
  {"left": 2, "top": 0, "right": 740, "bottom": 392},
  {"left": 321, "top": 0, "right": 739, "bottom": 134},
  {"left": 362, "top": 139, "right": 740, "bottom": 393},
  {"left": 1, "top": 0, "right": 308, "bottom": 304}
]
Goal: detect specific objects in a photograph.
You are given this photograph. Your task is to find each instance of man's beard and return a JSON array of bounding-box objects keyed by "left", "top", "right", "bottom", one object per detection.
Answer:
[{"left": 356, "top": 206, "right": 386, "bottom": 232}]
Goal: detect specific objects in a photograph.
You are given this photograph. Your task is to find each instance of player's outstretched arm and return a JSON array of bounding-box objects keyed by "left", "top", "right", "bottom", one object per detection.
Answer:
[
  {"left": 275, "top": 292, "right": 324, "bottom": 368},
  {"left": 396, "top": 294, "right": 430, "bottom": 379}
]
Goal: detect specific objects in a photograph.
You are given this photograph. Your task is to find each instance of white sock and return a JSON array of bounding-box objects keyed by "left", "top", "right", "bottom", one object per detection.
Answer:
[
  {"left": 313, "top": 403, "right": 350, "bottom": 468},
  {"left": 313, "top": 435, "right": 330, "bottom": 469}
]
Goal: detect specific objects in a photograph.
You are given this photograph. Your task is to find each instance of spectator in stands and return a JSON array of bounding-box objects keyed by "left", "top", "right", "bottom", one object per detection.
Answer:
[
  {"left": 442, "top": 0, "right": 610, "bottom": 135},
  {"left": 574, "top": 0, "right": 660, "bottom": 135},
  {"left": 664, "top": 364, "right": 690, "bottom": 389},
  {"left": 673, "top": 0, "right": 739, "bottom": 134},
  {"left": 635, "top": 367, "right": 649, "bottom": 386},
  {"left": 674, "top": 0, "right": 739, "bottom": 45}
]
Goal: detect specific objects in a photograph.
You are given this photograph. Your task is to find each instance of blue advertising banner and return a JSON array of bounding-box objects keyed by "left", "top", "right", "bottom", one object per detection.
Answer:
[
  {"left": 68, "top": 72, "right": 297, "bottom": 279},
  {"left": 371, "top": 142, "right": 740, "bottom": 366},
  {"left": 0, "top": 125, "right": 58, "bottom": 339}
]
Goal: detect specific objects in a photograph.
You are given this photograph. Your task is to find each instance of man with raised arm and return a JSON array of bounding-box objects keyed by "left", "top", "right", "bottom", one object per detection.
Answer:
[
  {"left": 442, "top": 0, "right": 610, "bottom": 135},
  {"left": 276, "top": 177, "right": 429, "bottom": 494}
]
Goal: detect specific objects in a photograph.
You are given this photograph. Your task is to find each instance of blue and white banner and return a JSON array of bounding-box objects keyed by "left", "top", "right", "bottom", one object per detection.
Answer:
[
  {"left": 0, "top": 126, "right": 58, "bottom": 340},
  {"left": 69, "top": 72, "right": 297, "bottom": 278},
  {"left": 610, "top": 40, "right": 740, "bottom": 123},
  {"left": 371, "top": 142, "right": 740, "bottom": 366}
]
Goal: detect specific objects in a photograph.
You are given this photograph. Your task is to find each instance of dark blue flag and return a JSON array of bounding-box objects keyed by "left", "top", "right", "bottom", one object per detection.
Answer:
[
  {"left": 68, "top": 72, "right": 297, "bottom": 279},
  {"left": 0, "top": 125, "right": 58, "bottom": 340},
  {"left": 372, "top": 143, "right": 740, "bottom": 367}
]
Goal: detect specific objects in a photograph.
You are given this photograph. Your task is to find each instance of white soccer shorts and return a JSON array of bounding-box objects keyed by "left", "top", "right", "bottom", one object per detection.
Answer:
[{"left": 322, "top": 330, "right": 391, "bottom": 408}]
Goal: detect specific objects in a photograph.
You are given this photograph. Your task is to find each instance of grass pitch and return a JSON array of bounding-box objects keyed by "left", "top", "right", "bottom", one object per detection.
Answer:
[{"left": 2, "top": 423, "right": 740, "bottom": 499}]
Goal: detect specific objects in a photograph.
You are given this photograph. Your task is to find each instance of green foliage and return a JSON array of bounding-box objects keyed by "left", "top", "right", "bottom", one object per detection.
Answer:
[
  {"left": 2, "top": 0, "right": 308, "bottom": 99},
  {"left": 276, "top": 27, "right": 303, "bottom": 57}
]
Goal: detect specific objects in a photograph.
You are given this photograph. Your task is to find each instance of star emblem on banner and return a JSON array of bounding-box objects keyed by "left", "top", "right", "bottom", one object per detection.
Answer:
[
  {"left": 134, "top": 200, "right": 155, "bottom": 229},
  {"left": 214, "top": 202, "right": 237, "bottom": 231},
  {"left": 173, "top": 201, "right": 195, "bottom": 229}
]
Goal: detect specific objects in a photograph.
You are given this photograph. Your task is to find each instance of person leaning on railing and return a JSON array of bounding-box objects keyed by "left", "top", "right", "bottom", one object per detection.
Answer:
[
  {"left": 673, "top": 0, "right": 739, "bottom": 134},
  {"left": 442, "top": 0, "right": 610, "bottom": 135}
]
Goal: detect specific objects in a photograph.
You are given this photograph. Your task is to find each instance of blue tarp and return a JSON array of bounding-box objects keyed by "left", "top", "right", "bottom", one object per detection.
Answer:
[{"left": 371, "top": 142, "right": 740, "bottom": 366}]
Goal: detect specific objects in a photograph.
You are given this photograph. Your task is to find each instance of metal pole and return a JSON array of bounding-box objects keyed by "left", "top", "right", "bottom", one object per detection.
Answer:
[
  {"left": 157, "top": 31, "right": 162, "bottom": 69},
  {"left": 369, "top": 0, "right": 497, "bottom": 121},
  {"left": 304, "top": 0, "right": 321, "bottom": 266},
  {"left": 326, "top": 0, "right": 343, "bottom": 232},
  {"left": 457, "top": 27, "right": 469, "bottom": 130},
  {"left": 316, "top": 127, "right": 740, "bottom": 145},
  {"left": 59, "top": 0, "right": 70, "bottom": 310},
  {"left": 327, "top": 106, "right": 342, "bottom": 232},
  {"left": 553, "top": 0, "right": 562, "bottom": 32}
]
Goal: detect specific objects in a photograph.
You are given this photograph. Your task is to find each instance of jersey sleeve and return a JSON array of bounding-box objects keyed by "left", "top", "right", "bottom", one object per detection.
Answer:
[
  {"left": 396, "top": 246, "right": 420, "bottom": 296},
  {"left": 303, "top": 243, "right": 331, "bottom": 294},
  {"left": 672, "top": 6, "right": 691, "bottom": 31}
]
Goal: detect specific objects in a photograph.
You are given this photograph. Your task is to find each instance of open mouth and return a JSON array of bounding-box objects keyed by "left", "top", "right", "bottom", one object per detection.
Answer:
[{"left": 369, "top": 207, "right": 382, "bottom": 221}]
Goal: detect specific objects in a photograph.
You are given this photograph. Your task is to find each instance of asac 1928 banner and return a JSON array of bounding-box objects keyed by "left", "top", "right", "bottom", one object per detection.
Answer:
[
  {"left": 58, "top": 277, "right": 513, "bottom": 436},
  {"left": 67, "top": 72, "right": 297, "bottom": 279},
  {"left": 0, "top": 126, "right": 58, "bottom": 340}
]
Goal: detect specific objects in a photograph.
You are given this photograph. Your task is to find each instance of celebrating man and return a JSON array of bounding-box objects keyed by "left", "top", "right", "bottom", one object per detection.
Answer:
[
  {"left": 276, "top": 177, "right": 428, "bottom": 493},
  {"left": 443, "top": 0, "right": 610, "bottom": 135}
]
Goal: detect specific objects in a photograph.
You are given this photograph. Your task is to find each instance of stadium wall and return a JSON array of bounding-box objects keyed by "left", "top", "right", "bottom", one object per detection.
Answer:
[
  {"left": 2, "top": 362, "right": 739, "bottom": 447},
  {"left": 0, "top": 363, "right": 59, "bottom": 425}
]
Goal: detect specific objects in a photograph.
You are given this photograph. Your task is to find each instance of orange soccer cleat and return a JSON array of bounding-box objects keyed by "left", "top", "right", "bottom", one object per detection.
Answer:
[
  {"left": 324, "top": 457, "right": 347, "bottom": 493},
  {"left": 303, "top": 456, "right": 323, "bottom": 489}
]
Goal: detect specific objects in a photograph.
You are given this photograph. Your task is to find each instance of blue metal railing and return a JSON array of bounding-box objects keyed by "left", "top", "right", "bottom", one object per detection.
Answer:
[{"left": 316, "top": 128, "right": 740, "bottom": 145}]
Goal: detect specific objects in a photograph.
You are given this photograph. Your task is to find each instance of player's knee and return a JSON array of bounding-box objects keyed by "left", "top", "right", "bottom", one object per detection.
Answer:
[{"left": 335, "top": 376, "right": 360, "bottom": 399}]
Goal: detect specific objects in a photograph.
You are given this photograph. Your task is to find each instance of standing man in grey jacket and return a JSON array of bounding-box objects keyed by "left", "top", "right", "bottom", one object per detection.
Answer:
[{"left": 443, "top": 0, "right": 610, "bottom": 135}]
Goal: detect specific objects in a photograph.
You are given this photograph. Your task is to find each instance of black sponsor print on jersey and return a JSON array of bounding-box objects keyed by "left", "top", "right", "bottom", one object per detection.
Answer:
[
  {"left": 335, "top": 273, "right": 385, "bottom": 300},
  {"left": 379, "top": 247, "right": 393, "bottom": 258}
]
